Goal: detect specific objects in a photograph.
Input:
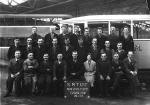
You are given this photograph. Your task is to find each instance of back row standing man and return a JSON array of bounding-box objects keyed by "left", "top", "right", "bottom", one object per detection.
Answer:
[{"left": 29, "top": 26, "right": 42, "bottom": 47}]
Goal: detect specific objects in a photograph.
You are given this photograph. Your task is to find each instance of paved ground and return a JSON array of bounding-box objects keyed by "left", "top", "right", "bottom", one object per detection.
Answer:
[{"left": 1, "top": 66, "right": 150, "bottom": 105}]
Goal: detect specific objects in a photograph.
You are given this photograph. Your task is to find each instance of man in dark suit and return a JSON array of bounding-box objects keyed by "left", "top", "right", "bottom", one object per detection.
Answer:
[
  {"left": 97, "top": 53, "right": 111, "bottom": 97},
  {"left": 123, "top": 51, "right": 140, "bottom": 96},
  {"left": 62, "top": 37, "right": 74, "bottom": 65},
  {"left": 111, "top": 53, "right": 125, "bottom": 95},
  {"left": 58, "top": 24, "right": 70, "bottom": 50},
  {"left": 76, "top": 36, "right": 87, "bottom": 63},
  {"left": 4, "top": 50, "right": 24, "bottom": 97},
  {"left": 22, "top": 37, "right": 37, "bottom": 59},
  {"left": 83, "top": 27, "right": 92, "bottom": 50},
  {"left": 7, "top": 38, "right": 23, "bottom": 60},
  {"left": 69, "top": 25, "right": 82, "bottom": 50},
  {"left": 120, "top": 26, "right": 134, "bottom": 52},
  {"left": 37, "top": 53, "right": 53, "bottom": 95},
  {"left": 68, "top": 51, "right": 84, "bottom": 81},
  {"left": 108, "top": 26, "right": 119, "bottom": 50},
  {"left": 53, "top": 53, "right": 67, "bottom": 97},
  {"left": 44, "top": 27, "right": 58, "bottom": 49},
  {"left": 29, "top": 27, "right": 42, "bottom": 47},
  {"left": 116, "top": 42, "right": 127, "bottom": 61},
  {"left": 95, "top": 27, "right": 108, "bottom": 50},
  {"left": 35, "top": 38, "right": 46, "bottom": 63},
  {"left": 89, "top": 38, "right": 100, "bottom": 62},
  {"left": 101, "top": 40, "right": 114, "bottom": 61},
  {"left": 48, "top": 38, "right": 61, "bottom": 64}
]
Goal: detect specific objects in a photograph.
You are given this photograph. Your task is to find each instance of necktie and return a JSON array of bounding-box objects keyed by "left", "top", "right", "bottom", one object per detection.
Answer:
[{"left": 88, "top": 61, "right": 91, "bottom": 67}]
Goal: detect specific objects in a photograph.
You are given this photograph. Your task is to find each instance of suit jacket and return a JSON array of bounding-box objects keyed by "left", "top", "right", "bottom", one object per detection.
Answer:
[
  {"left": 97, "top": 59, "right": 111, "bottom": 78},
  {"left": 58, "top": 33, "right": 70, "bottom": 50},
  {"left": 62, "top": 44, "right": 74, "bottom": 63},
  {"left": 29, "top": 33, "right": 42, "bottom": 47},
  {"left": 48, "top": 45, "right": 61, "bottom": 63},
  {"left": 22, "top": 45, "right": 37, "bottom": 59},
  {"left": 8, "top": 58, "right": 24, "bottom": 75},
  {"left": 89, "top": 45, "right": 100, "bottom": 62},
  {"left": 95, "top": 34, "right": 108, "bottom": 50},
  {"left": 44, "top": 33, "right": 58, "bottom": 49},
  {"left": 108, "top": 33, "right": 119, "bottom": 50},
  {"left": 7, "top": 45, "right": 23, "bottom": 60},
  {"left": 101, "top": 48, "right": 114, "bottom": 61},
  {"left": 53, "top": 60, "right": 67, "bottom": 79},
  {"left": 83, "top": 35, "right": 92, "bottom": 50},
  {"left": 116, "top": 49, "right": 127, "bottom": 61},
  {"left": 123, "top": 58, "right": 137, "bottom": 74},
  {"left": 68, "top": 59, "right": 84, "bottom": 79},
  {"left": 120, "top": 35, "right": 134, "bottom": 52},
  {"left": 84, "top": 60, "right": 96, "bottom": 72},
  {"left": 38, "top": 60, "right": 53, "bottom": 75},
  {"left": 34, "top": 45, "right": 46, "bottom": 62},
  {"left": 77, "top": 45, "right": 87, "bottom": 62},
  {"left": 111, "top": 60, "right": 125, "bottom": 73},
  {"left": 69, "top": 33, "right": 78, "bottom": 50}
]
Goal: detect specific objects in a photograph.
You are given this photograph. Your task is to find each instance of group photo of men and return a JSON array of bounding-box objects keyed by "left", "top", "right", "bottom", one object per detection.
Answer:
[{"left": 4, "top": 24, "right": 140, "bottom": 98}]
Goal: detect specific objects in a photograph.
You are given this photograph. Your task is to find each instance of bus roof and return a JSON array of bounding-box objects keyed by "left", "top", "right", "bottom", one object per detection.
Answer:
[
  {"left": 60, "top": 15, "right": 150, "bottom": 24},
  {"left": 0, "top": 14, "right": 73, "bottom": 18}
]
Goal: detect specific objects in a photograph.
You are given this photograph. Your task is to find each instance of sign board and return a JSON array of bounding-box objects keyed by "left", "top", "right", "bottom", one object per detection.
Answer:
[{"left": 64, "top": 81, "right": 90, "bottom": 98}]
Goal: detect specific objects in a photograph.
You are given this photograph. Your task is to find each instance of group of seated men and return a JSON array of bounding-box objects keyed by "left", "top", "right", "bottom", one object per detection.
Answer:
[{"left": 4, "top": 25, "right": 139, "bottom": 98}]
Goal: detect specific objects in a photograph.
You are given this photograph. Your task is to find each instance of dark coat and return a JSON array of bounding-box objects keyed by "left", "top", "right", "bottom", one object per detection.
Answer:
[
  {"left": 34, "top": 45, "right": 46, "bottom": 63},
  {"left": 62, "top": 44, "right": 74, "bottom": 64},
  {"left": 116, "top": 49, "right": 127, "bottom": 61},
  {"left": 97, "top": 59, "right": 111, "bottom": 78},
  {"left": 58, "top": 33, "right": 70, "bottom": 50},
  {"left": 95, "top": 34, "right": 108, "bottom": 50},
  {"left": 22, "top": 45, "right": 37, "bottom": 59},
  {"left": 69, "top": 33, "right": 81, "bottom": 50},
  {"left": 53, "top": 60, "right": 67, "bottom": 79},
  {"left": 89, "top": 45, "right": 100, "bottom": 62},
  {"left": 123, "top": 58, "right": 137, "bottom": 74},
  {"left": 68, "top": 59, "right": 84, "bottom": 80},
  {"left": 48, "top": 45, "right": 61, "bottom": 63},
  {"left": 120, "top": 35, "right": 134, "bottom": 52},
  {"left": 111, "top": 60, "right": 125, "bottom": 73},
  {"left": 108, "top": 33, "right": 119, "bottom": 50},
  {"left": 44, "top": 33, "right": 58, "bottom": 49},
  {"left": 29, "top": 33, "right": 42, "bottom": 47},
  {"left": 38, "top": 60, "right": 53, "bottom": 75},
  {"left": 8, "top": 58, "right": 24, "bottom": 75},
  {"left": 76, "top": 45, "right": 87, "bottom": 63},
  {"left": 7, "top": 45, "right": 24, "bottom": 60}
]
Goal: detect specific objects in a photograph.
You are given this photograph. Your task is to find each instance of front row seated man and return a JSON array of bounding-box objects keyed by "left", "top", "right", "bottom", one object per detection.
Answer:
[
  {"left": 4, "top": 50, "right": 24, "bottom": 97},
  {"left": 23, "top": 52, "right": 39, "bottom": 95},
  {"left": 37, "top": 53, "right": 53, "bottom": 95},
  {"left": 111, "top": 53, "right": 125, "bottom": 96},
  {"left": 53, "top": 53, "right": 67, "bottom": 97},
  {"left": 68, "top": 51, "right": 84, "bottom": 81},
  {"left": 123, "top": 51, "right": 140, "bottom": 96},
  {"left": 97, "top": 53, "right": 111, "bottom": 97}
]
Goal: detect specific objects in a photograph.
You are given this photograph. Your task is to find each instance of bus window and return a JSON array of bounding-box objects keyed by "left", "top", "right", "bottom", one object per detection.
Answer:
[
  {"left": 88, "top": 22, "right": 108, "bottom": 37},
  {"left": 110, "top": 21, "right": 131, "bottom": 36},
  {"left": 133, "top": 20, "right": 150, "bottom": 39}
]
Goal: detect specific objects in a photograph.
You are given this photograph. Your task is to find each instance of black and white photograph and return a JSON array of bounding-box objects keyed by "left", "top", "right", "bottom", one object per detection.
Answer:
[{"left": 0, "top": 0, "right": 150, "bottom": 105}]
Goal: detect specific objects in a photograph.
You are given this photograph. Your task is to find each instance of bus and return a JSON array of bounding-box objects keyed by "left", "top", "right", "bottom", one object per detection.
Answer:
[
  {"left": 0, "top": 14, "right": 72, "bottom": 60},
  {"left": 60, "top": 15, "right": 150, "bottom": 81}
]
